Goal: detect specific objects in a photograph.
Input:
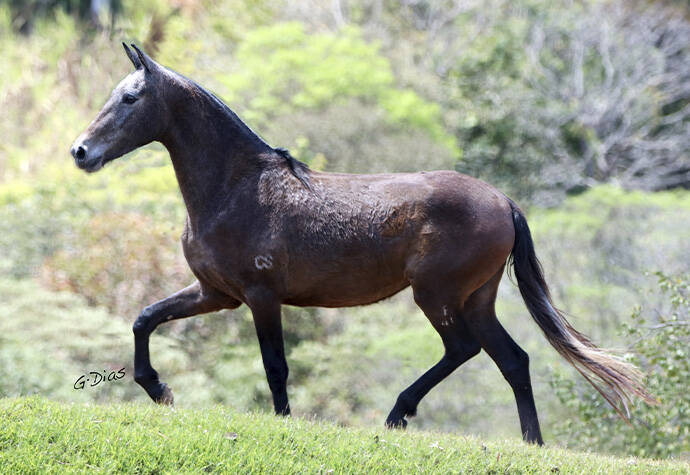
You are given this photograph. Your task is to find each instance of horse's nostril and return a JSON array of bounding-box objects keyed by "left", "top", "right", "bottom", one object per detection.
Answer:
[{"left": 75, "top": 146, "right": 86, "bottom": 161}]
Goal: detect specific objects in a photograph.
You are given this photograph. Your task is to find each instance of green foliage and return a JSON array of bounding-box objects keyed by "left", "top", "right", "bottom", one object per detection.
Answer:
[
  {"left": 2, "top": 0, "right": 687, "bottom": 197},
  {"left": 551, "top": 273, "right": 690, "bottom": 458},
  {"left": 441, "top": 0, "right": 690, "bottom": 203},
  {"left": 216, "top": 22, "right": 459, "bottom": 157},
  {"left": 445, "top": 4, "right": 541, "bottom": 199},
  {"left": 527, "top": 186, "right": 690, "bottom": 336},
  {"left": 223, "top": 23, "right": 391, "bottom": 111},
  {"left": 0, "top": 182, "right": 80, "bottom": 278},
  {"left": 263, "top": 100, "right": 458, "bottom": 174},
  {"left": 1, "top": 397, "right": 688, "bottom": 474}
]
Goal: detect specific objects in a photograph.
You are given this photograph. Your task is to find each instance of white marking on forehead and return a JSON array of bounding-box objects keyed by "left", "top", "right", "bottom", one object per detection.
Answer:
[
  {"left": 115, "top": 71, "right": 146, "bottom": 94},
  {"left": 254, "top": 255, "right": 273, "bottom": 270}
]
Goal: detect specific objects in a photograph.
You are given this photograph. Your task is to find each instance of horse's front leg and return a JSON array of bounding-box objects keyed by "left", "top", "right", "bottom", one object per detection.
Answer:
[
  {"left": 247, "top": 291, "right": 290, "bottom": 415},
  {"left": 133, "top": 281, "right": 234, "bottom": 405}
]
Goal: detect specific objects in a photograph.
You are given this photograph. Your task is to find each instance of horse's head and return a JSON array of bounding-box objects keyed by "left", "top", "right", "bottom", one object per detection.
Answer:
[{"left": 71, "top": 43, "right": 169, "bottom": 172}]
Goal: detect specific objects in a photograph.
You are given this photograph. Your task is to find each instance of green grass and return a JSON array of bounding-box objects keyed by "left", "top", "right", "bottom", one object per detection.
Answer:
[{"left": 0, "top": 397, "right": 687, "bottom": 474}]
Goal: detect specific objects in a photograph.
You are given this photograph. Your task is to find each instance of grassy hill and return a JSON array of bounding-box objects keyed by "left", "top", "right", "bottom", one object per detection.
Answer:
[{"left": 0, "top": 397, "right": 687, "bottom": 474}]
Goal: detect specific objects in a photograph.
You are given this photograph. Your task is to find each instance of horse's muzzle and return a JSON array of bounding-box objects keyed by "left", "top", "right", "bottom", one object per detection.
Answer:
[
  {"left": 70, "top": 142, "right": 105, "bottom": 172},
  {"left": 71, "top": 144, "right": 87, "bottom": 163}
]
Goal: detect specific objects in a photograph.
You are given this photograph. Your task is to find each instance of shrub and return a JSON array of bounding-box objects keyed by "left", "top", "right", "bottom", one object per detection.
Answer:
[
  {"left": 550, "top": 273, "right": 690, "bottom": 458},
  {"left": 40, "top": 211, "right": 191, "bottom": 318}
]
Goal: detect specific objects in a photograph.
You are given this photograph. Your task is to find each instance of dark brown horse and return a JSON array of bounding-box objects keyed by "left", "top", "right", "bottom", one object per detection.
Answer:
[{"left": 70, "top": 44, "right": 655, "bottom": 444}]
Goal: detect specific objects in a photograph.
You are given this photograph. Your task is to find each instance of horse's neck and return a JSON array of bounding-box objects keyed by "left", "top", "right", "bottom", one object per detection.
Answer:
[{"left": 161, "top": 93, "right": 271, "bottom": 227}]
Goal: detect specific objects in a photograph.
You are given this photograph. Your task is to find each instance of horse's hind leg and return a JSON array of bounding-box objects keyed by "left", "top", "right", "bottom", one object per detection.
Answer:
[
  {"left": 464, "top": 293, "right": 544, "bottom": 444},
  {"left": 385, "top": 286, "right": 481, "bottom": 429}
]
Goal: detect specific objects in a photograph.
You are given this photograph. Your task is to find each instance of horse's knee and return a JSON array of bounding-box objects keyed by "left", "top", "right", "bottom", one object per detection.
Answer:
[
  {"left": 132, "top": 306, "right": 156, "bottom": 337},
  {"left": 132, "top": 319, "right": 146, "bottom": 338},
  {"left": 132, "top": 318, "right": 148, "bottom": 338}
]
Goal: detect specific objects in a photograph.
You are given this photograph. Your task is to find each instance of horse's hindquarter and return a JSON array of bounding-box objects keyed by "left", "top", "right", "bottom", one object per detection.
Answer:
[
  {"left": 267, "top": 169, "right": 514, "bottom": 307},
  {"left": 401, "top": 171, "right": 515, "bottom": 300}
]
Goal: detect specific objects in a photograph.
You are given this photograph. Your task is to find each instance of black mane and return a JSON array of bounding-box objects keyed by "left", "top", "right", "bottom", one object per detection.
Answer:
[
  {"left": 167, "top": 68, "right": 311, "bottom": 191},
  {"left": 167, "top": 66, "right": 272, "bottom": 149},
  {"left": 274, "top": 147, "right": 311, "bottom": 190}
]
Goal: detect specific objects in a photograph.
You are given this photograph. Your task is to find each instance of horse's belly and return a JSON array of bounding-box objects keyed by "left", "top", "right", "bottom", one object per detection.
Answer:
[
  {"left": 283, "top": 249, "right": 410, "bottom": 307},
  {"left": 284, "top": 275, "right": 409, "bottom": 307}
]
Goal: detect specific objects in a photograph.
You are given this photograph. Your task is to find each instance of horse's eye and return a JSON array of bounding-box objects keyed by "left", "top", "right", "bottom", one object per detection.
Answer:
[{"left": 122, "top": 93, "right": 138, "bottom": 104}]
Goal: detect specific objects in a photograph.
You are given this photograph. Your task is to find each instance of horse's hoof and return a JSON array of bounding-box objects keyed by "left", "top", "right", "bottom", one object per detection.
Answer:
[
  {"left": 385, "top": 417, "right": 408, "bottom": 430},
  {"left": 156, "top": 384, "right": 174, "bottom": 406}
]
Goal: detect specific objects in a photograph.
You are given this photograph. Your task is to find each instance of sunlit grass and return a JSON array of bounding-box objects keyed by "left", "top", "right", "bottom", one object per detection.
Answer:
[{"left": 0, "top": 397, "right": 687, "bottom": 474}]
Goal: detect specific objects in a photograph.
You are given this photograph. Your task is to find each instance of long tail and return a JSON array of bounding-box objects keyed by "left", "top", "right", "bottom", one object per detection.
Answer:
[{"left": 507, "top": 199, "right": 657, "bottom": 420}]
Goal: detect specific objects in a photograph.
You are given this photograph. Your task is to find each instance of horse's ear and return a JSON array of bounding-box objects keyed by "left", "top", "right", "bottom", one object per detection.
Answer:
[
  {"left": 122, "top": 42, "right": 142, "bottom": 70},
  {"left": 130, "top": 43, "right": 155, "bottom": 74}
]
